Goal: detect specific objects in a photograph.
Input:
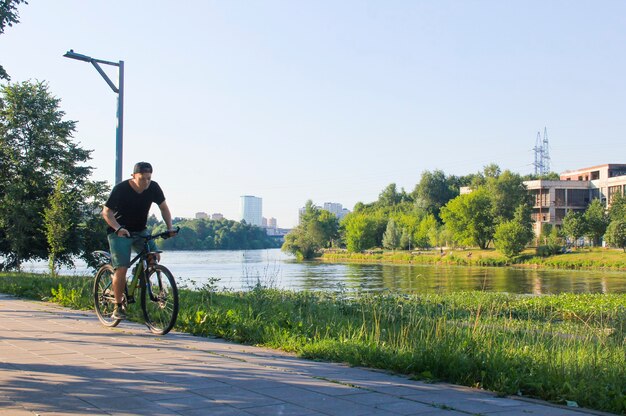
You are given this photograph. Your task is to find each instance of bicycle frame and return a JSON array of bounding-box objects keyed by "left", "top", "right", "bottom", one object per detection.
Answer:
[{"left": 93, "top": 230, "right": 172, "bottom": 304}]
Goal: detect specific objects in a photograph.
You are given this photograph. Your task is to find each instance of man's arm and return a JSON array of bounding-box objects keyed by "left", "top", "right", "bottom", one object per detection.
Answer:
[
  {"left": 102, "top": 206, "right": 130, "bottom": 237},
  {"left": 158, "top": 200, "right": 174, "bottom": 231}
]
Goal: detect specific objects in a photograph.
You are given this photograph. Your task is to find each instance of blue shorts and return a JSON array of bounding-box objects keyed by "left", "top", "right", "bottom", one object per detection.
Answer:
[{"left": 107, "top": 229, "right": 157, "bottom": 269}]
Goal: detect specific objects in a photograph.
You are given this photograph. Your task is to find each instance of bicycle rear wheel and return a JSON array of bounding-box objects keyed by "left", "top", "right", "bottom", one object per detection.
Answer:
[
  {"left": 94, "top": 264, "right": 121, "bottom": 327},
  {"left": 141, "top": 264, "right": 179, "bottom": 335}
]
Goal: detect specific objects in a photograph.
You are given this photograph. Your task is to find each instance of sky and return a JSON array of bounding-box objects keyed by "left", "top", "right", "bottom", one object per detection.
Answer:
[{"left": 2, "top": 1, "right": 625, "bottom": 228}]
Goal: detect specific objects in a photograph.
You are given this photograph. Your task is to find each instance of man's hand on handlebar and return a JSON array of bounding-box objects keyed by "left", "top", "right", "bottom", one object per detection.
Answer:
[{"left": 165, "top": 226, "right": 180, "bottom": 239}]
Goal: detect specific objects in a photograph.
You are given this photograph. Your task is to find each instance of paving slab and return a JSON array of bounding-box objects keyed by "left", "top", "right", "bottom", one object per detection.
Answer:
[{"left": 0, "top": 293, "right": 616, "bottom": 416}]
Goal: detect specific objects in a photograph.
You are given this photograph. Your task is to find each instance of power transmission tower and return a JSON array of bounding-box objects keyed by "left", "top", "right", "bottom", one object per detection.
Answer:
[
  {"left": 533, "top": 127, "right": 550, "bottom": 176},
  {"left": 542, "top": 127, "right": 550, "bottom": 174}
]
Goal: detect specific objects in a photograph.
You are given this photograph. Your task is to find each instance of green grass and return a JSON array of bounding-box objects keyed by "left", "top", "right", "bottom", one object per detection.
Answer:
[
  {"left": 1, "top": 272, "right": 625, "bottom": 414},
  {"left": 322, "top": 247, "right": 626, "bottom": 270}
]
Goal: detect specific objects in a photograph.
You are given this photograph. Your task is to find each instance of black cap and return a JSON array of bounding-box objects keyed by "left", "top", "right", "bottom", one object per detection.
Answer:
[{"left": 133, "top": 162, "right": 153, "bottom": 174}]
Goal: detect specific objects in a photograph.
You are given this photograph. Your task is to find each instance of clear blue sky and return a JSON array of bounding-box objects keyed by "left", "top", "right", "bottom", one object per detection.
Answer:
[{"left": 2, "top": 1, "right": 625, "bottom": 227}]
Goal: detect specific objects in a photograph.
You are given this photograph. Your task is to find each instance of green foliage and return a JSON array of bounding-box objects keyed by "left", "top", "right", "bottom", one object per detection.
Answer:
[
  {"left": 377, "top": 183, "right": 409, "bottom": 207},
  {"left": 485, "top": 169, "right": 530, "bottom": 223},
  {"left": 43, "top": 179, "right": 73, "bottom": 276},
  {"left": 561, "top": 210, "right": 586, "bottom": 246},
  {"left": 609, "top": 194, "right": 626, "bottom": 222},
  {"left": 605, "top": 219, "right": 626, "bottom": 252},
  {"left": 282, "top": 200, "right": 339, "bottom": 259},
  {"left": 155, "top": 217, "right": 279, "bottom": 251},
  {"left": 0, "top": 0, "right": 28, "bottom": 81},
  {"left": 382, "top": 219, "right": 399, "bottom": 250},
  {"left": 584, "top": 199, "right": 608, "bottom": 246},
  {"left": 440, "top": 188, "right": 494, "bottom": 249},
  {"left": 411, "top": 170, "right": 459, "bottom": 220},
  {"left": 342, "top": 212, "right": 381, "bottom": 252},
  {"left": 494, "top": 204, "right": 535, "bottom": 258},
  {"left": 0, "top": 81, "right": 105, "bottom": 270},
  {"left": 494, "top": 221, "right": 530, "bottom": 259}
]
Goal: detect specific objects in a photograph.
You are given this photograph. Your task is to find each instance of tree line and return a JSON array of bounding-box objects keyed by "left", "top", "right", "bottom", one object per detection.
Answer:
[
  {"left": 283, "top": 165, "right": 626, "bottom": 260},
  {"left": 152, "top": 217, "right": 281, "bottom": 251}
]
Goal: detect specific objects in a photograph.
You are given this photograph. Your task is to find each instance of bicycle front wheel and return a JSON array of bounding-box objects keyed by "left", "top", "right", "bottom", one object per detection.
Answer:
[
  {"left": 141, "top": 264, "right": 179, "bottom": 335},
  {"left": 94, "top": 264, "right": 121, "bottom": 327}
]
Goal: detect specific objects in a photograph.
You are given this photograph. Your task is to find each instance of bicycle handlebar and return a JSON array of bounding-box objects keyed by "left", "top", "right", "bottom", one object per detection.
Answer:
[{"left": 145, "top": 226, "right": 180, "bottom": 241}]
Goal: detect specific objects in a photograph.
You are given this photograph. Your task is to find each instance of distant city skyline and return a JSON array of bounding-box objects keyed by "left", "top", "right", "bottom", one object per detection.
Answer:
[{"left": 3, "top": 1, "right": 625, "bottom": 227}]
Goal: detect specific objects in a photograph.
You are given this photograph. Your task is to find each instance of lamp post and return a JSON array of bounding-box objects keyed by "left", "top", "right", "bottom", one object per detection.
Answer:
[{"left": 63, "top": 49, "right": 124, "bottom": 184}]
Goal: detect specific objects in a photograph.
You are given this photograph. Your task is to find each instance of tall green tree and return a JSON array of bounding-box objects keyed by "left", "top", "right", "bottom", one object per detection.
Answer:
[
  {"left": 282, "top": 200, "right": 339, "bottom": 259},
  {"left": 440, "top": 188, "right": 494, "bottom": 249},
  {"left": 382, "top": 218, "right": 399, "bottom": 250},
  {"left": 486, "top": 170, "right": 530, "bottom": 223},
  {"left": 0, "top": 81, "right": 97, "bottom": 269},
  {"left": 605, "top": 219, "right": 626, "bottom": 252},
  {"left": 494, "top": 204, "right": 534, "bottom": 258},
  {"left": 0, "top": 0, "right": 28, "bottom": 80},
  {"left": 561, "top": 210, "right": 586, "bottom": 247},
  {"left": 342, "top": 212, "right": 379, "bottom": 252},
  {"left": 377, "top": 183, "right": 407, "bottom": 207},
  {"left": 411, "top": 170, "right": 458, "bottom": 220},
  {"left": 43, "top": 179, "right": 73, "bottom": 275},
  {"left": 584, "top": 199, "right": 608, "bottom": 246},
  {"left": 608, "top": 193, "right": 626, "bottom": 222}
]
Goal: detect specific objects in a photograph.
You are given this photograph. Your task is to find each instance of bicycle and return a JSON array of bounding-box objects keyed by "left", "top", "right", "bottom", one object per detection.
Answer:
[{"left": 92, "top": 227, "right": 179, "bottom": 335}]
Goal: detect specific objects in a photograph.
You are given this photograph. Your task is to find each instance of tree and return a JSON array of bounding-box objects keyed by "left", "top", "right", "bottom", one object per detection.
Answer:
[
  {"left": 411, "top": 170, "right": 458, "bottom": 220},
  {"left": 608, "top": 193, "right": 626, "bottom": 222},
  {"left": 493, "top": 205, "right": 534, "bottom": 259},
  {"left": 382, "top": 219, "right": 399, "bottom": 250},
  {"left": 342, "top": 212, "right": 378, "bottom": 252},
  {"left": 377, "top": 183, "right": 406, "bottom": 207},
  {"left": 486, "top": 170, "right": 530, "bottom": 223},
  {"left": 281, "top": 200, "right": 338, "bottom": 259},
  {"left": 605, "top": 219, "right": 626, "bottom": 252},
  {"left": 0, "top": 0, "right": 28, "bottom": 81},
  {"left": 440, "top": 188, "right": 494, "bottom": 249},
  {"left": 43, "top": 179, "right": 73, "bottom": 275},
  {"left": 561, "top": 210, "right": 586, "bottom": 247},
  {"left": 584, "top": 199, "right": 608, "bottom": 246},
  {"left": 415, "top": 214, "right": 438, "bottom": 249},
  {"left": 0, "top": 81, "right": 97, "bottom": 269}
]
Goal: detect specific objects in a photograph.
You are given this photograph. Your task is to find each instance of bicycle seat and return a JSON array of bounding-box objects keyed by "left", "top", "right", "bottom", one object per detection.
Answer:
[{"left": 92, "top": 250, "right": 111, "bottom": 265}]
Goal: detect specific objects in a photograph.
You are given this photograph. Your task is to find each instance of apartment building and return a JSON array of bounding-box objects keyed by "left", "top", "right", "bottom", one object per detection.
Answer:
[{"left": 524, "top": 164, "right": 626, "bottom": 236}]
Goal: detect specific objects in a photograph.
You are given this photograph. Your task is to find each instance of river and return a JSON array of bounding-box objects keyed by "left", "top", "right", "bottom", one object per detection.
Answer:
[{"left": 20, "top": 248, "right": 626, "bottom": 294}]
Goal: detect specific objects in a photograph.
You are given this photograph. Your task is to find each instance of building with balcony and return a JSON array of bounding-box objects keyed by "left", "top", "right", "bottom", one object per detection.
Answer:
[{"left": 524, "top": 163, "right": 626, "bottom": 236}]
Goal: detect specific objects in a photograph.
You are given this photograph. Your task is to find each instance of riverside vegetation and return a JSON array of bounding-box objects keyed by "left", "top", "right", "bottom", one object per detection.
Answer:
[
  {"left": 1, "top": 272, "right": 625, "bottom": 415},
  {"left": 322, "top": 247, "right": 626, "bottom": 270}
]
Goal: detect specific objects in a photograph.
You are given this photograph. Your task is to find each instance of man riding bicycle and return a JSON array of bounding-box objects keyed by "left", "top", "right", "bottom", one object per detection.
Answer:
[{"left": 102, "top": 162, "right": 177, "bottom": 320}]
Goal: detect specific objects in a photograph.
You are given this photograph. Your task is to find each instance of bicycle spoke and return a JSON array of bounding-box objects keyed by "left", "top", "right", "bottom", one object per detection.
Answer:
[
  {"left": 141, "top": 265, "right": 178, "bottom": 335},
  {"left": 94, "top": 264, "right": 121, "bottom": 327}
]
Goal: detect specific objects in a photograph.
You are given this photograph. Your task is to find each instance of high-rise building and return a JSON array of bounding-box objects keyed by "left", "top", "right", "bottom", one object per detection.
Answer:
[
  {"left": 211, "top": 213, "right": 224, "bottom": 220},
  {"left": 195, "top": 212, "right": 208, "bottom": 219},
  {"left": 323, "top": 202, "right": 350, "bottom": 220},
  {"left": 240, "top": 195, "right": 262, "bottom": 226},
  {"left": 268, "top": 217, "right": 277, "bottom": 229}
]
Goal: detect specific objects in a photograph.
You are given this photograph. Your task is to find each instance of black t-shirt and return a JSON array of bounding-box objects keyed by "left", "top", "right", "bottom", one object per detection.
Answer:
[{"left": 104, "top": 180, "right": 166, "bottom": 233}]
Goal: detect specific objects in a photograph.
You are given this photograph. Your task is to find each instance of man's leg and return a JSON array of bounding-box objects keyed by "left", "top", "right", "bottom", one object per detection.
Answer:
[
  {"left": 107, "top": 232, "right": 133, "bottom": 319},
  {"left": 112, "top": 266, "right": 128, "bottom": 305}
]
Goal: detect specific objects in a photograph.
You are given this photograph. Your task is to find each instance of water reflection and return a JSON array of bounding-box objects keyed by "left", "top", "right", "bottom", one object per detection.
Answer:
[{"left": 20, "top": 249, "right": 626, "bottom": 294}]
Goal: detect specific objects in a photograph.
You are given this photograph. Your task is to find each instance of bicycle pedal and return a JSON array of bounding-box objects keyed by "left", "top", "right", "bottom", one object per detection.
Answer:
[{"left": 127, "top": 296, "right": 135, "bottom": 304}]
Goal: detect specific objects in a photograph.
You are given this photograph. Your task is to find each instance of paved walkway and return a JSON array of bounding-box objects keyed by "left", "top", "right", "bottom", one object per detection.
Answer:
[{"left": 0, "top": 294, "right": 614, "bottom": 416}]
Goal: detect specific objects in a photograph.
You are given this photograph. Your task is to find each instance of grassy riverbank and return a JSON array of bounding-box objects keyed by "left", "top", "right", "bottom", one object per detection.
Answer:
[
  {"left": 1, "top": 272, "right": 625, "bottom": 414},
  {"left": 322, "top": 247, "right": 626, "bottom": 270}
]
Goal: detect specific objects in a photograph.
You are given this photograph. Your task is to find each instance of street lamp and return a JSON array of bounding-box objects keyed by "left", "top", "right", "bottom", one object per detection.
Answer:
[{"left": 63, "top": 49, "right": 124, "bottom": 184}]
